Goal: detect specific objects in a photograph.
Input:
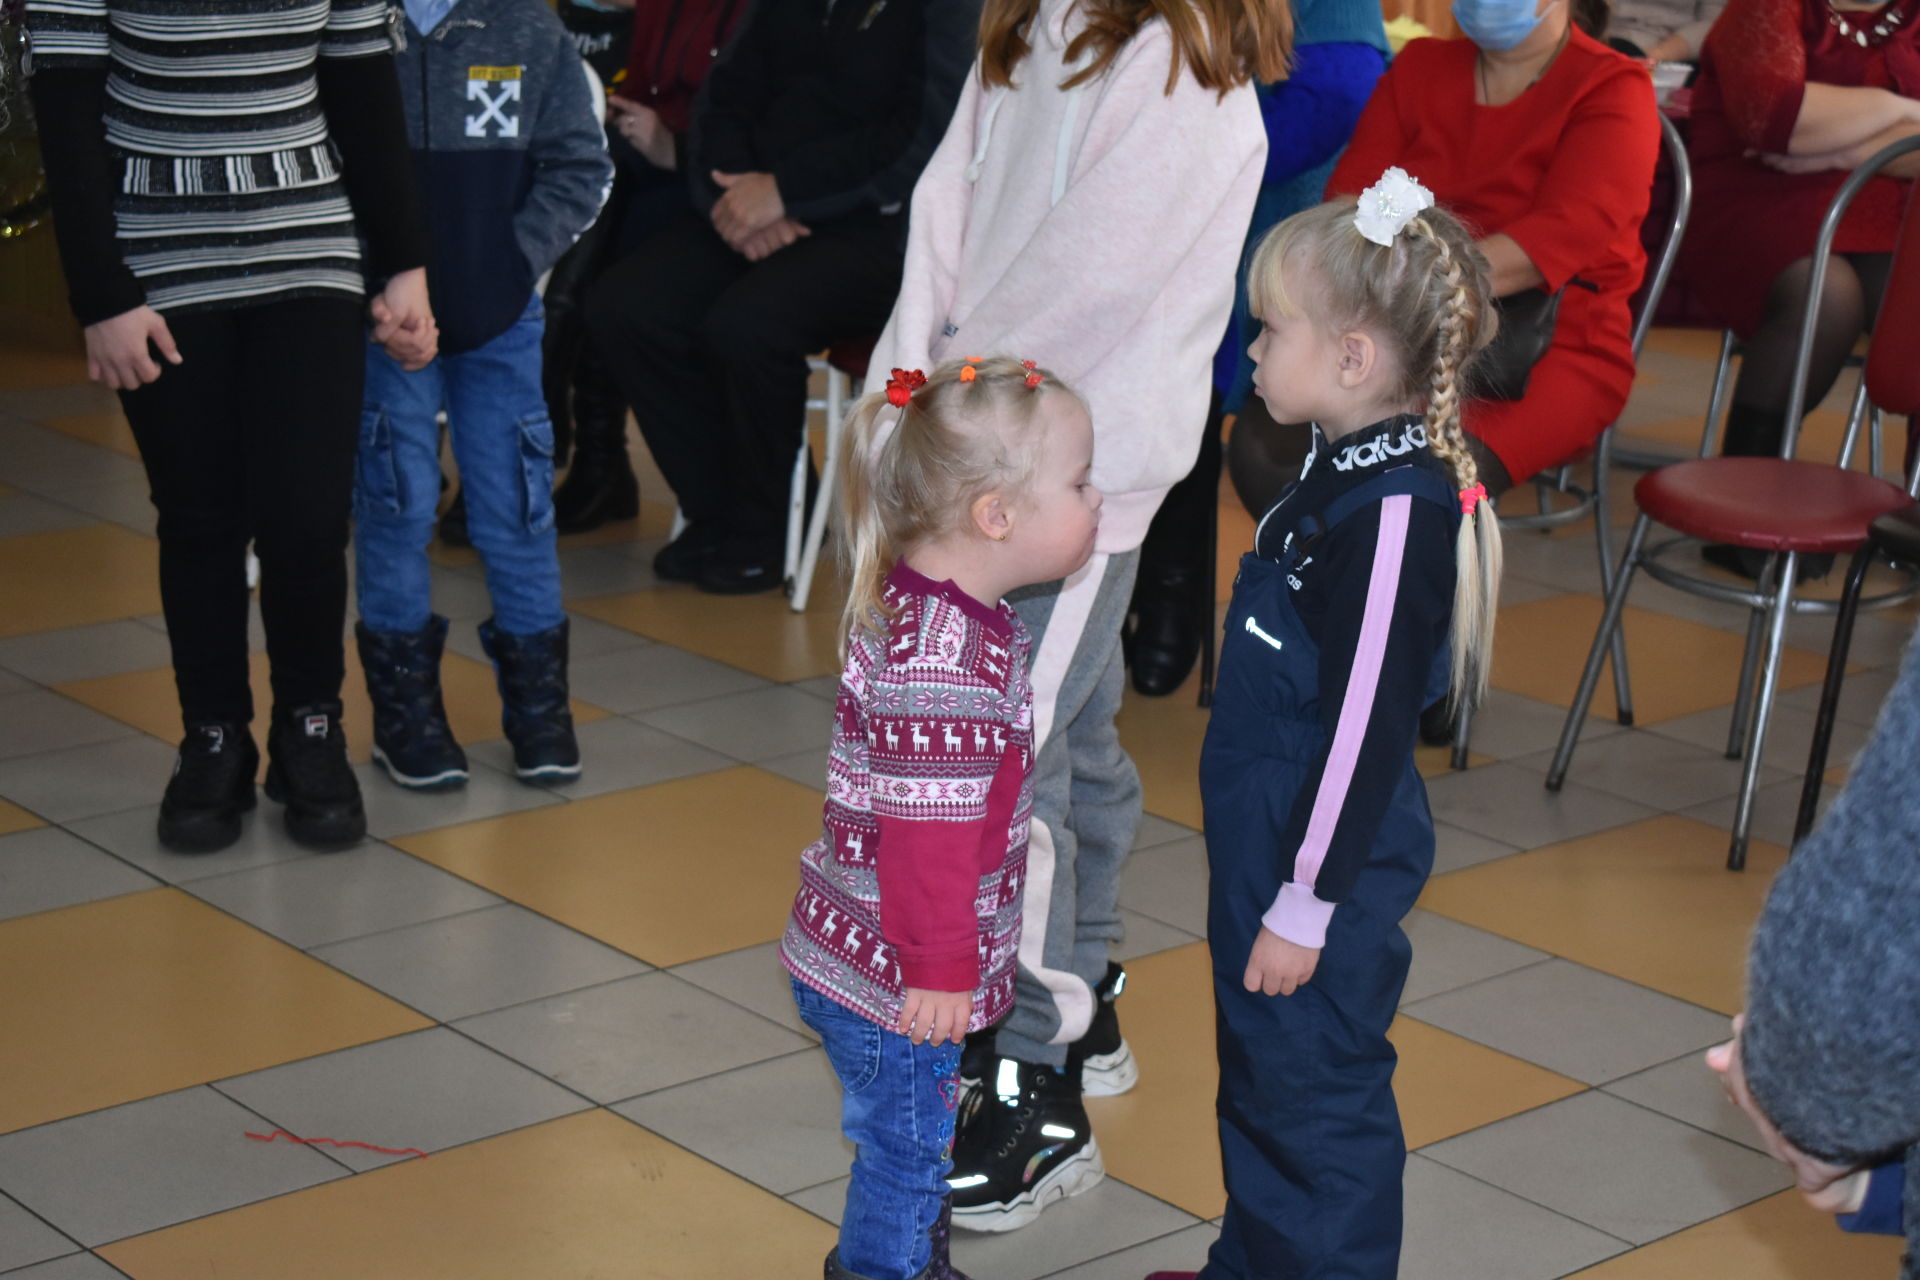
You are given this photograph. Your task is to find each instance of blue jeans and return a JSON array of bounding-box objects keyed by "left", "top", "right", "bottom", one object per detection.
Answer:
[
  {"left": 355, "top": 293, "right": 563, "bottom": 637},
  {"left": 792, "top": 978, "right": 961, "bottom": 1280}
]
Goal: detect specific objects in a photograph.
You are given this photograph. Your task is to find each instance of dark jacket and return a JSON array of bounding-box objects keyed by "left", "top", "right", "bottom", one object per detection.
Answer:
[
  {"left": 395, "top": 0, "right": 614, "bottom": 352},
  {"left": 686, "top": 0, "right": 980, "bottom": 225}
]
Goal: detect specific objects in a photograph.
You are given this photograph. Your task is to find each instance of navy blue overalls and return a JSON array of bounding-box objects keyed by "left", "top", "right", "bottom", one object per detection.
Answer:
[{"left": 1198, "top": 429, "right": 1458, "bottom": 1280}]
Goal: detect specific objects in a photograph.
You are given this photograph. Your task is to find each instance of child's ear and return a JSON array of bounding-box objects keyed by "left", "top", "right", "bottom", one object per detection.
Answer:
[
  {"left": 971, "top": 492, "right": 1015, "bottom": 543},
  {"left": 1337, "top": 331, "right": 1378, "bottom": 390}
]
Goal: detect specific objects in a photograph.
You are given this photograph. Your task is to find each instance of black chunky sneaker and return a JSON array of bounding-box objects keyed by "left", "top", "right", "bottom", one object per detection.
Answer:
[
  {"left": 264, "top": 702, "right": 367, "bottom": 849},
  {"left": 158, "top": 723, "right": 258, "bottom": 853},
  {"left": 357, "top": 616, "right": 469, "bottom": 791},
  {"left": 479, "top": 618, "right": 582, "bottom": 783},
  {"left": 1067, "top": 962, "right": 1139, "bottom": 1097},
  {"left": 946, "top": 1056, "right": 1104, "bottom": 1233}
]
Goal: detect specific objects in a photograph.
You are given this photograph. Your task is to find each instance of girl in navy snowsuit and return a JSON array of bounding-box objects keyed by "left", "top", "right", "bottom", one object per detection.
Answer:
[{"left": 1175, "top": 171, "right": 1503, "bottom": 1280}]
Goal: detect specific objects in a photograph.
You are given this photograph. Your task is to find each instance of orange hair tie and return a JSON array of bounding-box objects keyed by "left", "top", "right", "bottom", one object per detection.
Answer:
[{"left": 959, "top": 366, "right": 977, "bottom": 382}]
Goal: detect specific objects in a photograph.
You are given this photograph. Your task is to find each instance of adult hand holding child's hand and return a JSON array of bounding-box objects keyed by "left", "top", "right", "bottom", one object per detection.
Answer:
[
  {"left": 899, "top": 988, "right": 973, "bottom": 1046},
  {"left": 1245, "top": 928, "right": 1319, "bottom": 997},
  {"left": 369, "top": 267, "right": 439, "bottom": 371}
]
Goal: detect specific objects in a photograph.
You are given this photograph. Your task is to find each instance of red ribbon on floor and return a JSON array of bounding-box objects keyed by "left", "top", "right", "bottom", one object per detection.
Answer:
[{"left": 246, "top": 1129, "right": 428, "bottom": 1159}]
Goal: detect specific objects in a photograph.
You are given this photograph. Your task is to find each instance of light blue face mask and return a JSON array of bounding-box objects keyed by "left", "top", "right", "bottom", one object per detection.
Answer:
[{"left": 1451, "top": 0, "right": 1559, "bottom": 51}]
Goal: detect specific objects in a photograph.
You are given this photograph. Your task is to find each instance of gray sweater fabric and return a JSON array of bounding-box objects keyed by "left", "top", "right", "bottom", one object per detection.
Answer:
[{"left": 1744, "top": 624, "right": 1920, "bottom": 1278}]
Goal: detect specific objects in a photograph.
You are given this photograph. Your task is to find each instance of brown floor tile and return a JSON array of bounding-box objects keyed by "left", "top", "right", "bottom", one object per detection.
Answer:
[
  {"left": 0, "top": 889, "right": 428, "bottom": 1134},
  {"left": 1491, "top": 595, "right": 1828, "bottom": 725},
  {"left": 98, "top": 1109, "right": 836, "bottom": 1279},
  {"left": 57, "top": 650, "right": 606, "bottom": 768},
  {"left": 394, "top": 765, "right": 819, "bottom": 966},
  {"left": 0, "top": 797, "right": 44, "bottom": 835},
  {"left": 1564, "top": 1191, "right": 1902, "bottom": 1279},
  {"left": 574, "top": 588, "right": 846, "bottom": 682},
  {"left": 1640, "top": 329, "right": 1729, "bottom": 362},
  {"left": 0, "top": 526, "right": 161, "bottom": 638},
  {"left": 1390, "top": 1016, "right": 1586, "bottom": 1149},
  {"left": 1418, "top": 815, "right": 1784, "bottom": 1014},
  {"left": 0, "top": 348, "right": 90, "bottom": 391},
  {"left": 1116, "top": 682, "right": 1208, "bottom": 828},
  {"left": 428, "top": 500, "right": 678, "bottom": 571},
  {"left": 41, "top": 412, "right": 139, "bottom": 460}
]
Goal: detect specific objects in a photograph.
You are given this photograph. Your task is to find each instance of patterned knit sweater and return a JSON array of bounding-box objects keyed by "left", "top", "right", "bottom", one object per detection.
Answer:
[{"left": 781, "top": 563, "right": 1034, "bottom": 1033}]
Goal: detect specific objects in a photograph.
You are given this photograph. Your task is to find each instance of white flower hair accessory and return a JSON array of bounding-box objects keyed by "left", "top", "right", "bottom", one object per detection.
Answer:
[{"left": 1354, "top": 167, "right": 1436, "bottom": 247}]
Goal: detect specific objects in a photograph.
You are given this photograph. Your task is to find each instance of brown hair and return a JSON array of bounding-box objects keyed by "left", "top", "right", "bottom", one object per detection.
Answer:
[
  {"left": 978, "top": 0, "right": 1292, "bottom": 98},
  {"left": 1571, "top": 0, "right": 1610, "bottom": 38},
  {"left": 1247, "top": 197, "right": 1504, "bottom": 709},
  {"left": 837, "top": 357, "right": 1074, "bottom": 649}
]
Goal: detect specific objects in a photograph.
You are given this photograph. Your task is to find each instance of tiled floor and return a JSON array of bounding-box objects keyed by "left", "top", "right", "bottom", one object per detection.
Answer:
[{"left": 0, "top": 331, "right": 1909, "bottom": 1280}]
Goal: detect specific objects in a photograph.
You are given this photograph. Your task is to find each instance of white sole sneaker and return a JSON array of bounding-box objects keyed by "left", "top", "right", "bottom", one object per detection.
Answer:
[
  {"left": 950, "top": 1137, "right": 1106, "bottom": 1234},
  {"left": 1079, "top": 1040, "right": 1140, "bottom": 1097}
]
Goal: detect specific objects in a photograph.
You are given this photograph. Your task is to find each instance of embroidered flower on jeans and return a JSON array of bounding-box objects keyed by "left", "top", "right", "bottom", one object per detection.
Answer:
[{"left": 1354, "top": 167, "right": 1436, "bottom": 247}]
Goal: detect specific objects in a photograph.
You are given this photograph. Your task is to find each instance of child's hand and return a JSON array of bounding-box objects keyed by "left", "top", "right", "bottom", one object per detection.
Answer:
[
  {"left": 898, "top": 988, "right": 972, "bottom": 1046},
  {"left": 83, "top": 305, "right": 183, "bottom": 390},
  {"left": 1244, "top": 928, "right": 1319, "bottom": 997},
  {"left": 1706, "top": 1015, "right": 1860, "bottom": 1203},
  {"left": 370, "top": 268, "right": 439, "bottom": 371}
]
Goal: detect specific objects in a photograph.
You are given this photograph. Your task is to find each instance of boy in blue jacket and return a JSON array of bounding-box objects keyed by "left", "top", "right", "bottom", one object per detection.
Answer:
[{"left": 354, "top": 0, "right": 612, "bottom": 790}]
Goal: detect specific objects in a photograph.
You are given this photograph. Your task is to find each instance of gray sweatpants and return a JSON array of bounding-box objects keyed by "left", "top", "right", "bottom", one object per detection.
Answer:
[{"left": 996, "top": 548, "right": 1143, "bottom": 1067}]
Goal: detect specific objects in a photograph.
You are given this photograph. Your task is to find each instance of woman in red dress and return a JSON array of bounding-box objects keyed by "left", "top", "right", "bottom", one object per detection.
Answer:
[
  {"left": 1328, "top": 0, "right": 1661, "bottom": 493},
  {"left": 1684, "top": 0, "right": 1919, "bottom": 465}
]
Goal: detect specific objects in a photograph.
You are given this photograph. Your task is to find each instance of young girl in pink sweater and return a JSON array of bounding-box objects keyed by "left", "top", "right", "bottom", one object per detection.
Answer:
[{"left": 863, "top": 0, "right": 1287, "bottom": 1232}]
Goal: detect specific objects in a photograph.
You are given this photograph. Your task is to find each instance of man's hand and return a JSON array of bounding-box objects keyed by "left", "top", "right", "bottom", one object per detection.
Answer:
[
  {"left": 898, "top": 988, "right": 973, "bottom": 1046},
  {"left": 84, "top": 306, "right": 183, "bottom": 391},
  {"left": 1705, "top": 1016, "right": 1861, "bottom": 1210},
  {"left": 607, "top": 97, "right": 676, "bottom": 171},
  {"left": 738, "top": 217, "right": 811, "bottom": 262},
  {"left": 710, "top": 170, "right": 784, "bottom": 245},
  {"left": 1244, "top": 927, "right": 1319, "bottom": 997},
  {"left": 370, "top": 267, "right": 438, "bottom": 371}
]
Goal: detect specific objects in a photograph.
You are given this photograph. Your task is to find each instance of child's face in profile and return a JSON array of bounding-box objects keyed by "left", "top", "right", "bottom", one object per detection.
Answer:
[
  {"left": 1248, "top": 300, "right": 1346, "bottom": 431},
  {"left": 1011, "top": 393, "right": 1101, "bottom": 585}
]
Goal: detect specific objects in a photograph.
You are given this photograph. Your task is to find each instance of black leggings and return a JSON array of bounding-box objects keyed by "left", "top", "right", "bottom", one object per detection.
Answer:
[{"left": 119, "top": 296, "right": 365, "bottom": 729}]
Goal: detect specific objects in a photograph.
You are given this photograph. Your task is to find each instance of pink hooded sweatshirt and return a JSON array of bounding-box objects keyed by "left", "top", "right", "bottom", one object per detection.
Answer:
[{"left": 865, "top": 0, "right": 1267, "bottom": 555}]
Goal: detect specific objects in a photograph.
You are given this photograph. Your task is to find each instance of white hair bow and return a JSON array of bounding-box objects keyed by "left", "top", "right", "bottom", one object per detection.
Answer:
[{"left": 1354, "top": 167, "right": 1436, "bottom": 247}]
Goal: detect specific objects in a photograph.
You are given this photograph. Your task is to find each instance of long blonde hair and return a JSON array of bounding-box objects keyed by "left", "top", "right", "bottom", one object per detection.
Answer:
[
  {"left": 1246, "top": 198, "right": 1503, "bottom": 709},
  {"left": 838, "top": 357, "right": 1067, "bottom": 650},
  {"left": 978, "top": 0, "right": 1292, "bottom": 97}
]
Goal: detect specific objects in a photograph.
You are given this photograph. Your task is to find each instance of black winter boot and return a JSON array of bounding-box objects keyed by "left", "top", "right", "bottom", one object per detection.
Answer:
[
  {"left": 357, "top": 616, "right": 469, "bottom": 791},
  {"left": 264, "top": 702, "right": 366, "bottom": 849},
  {"left": 946, "top": 1056, "right": 1104, "bottom": 1233},
  {"left": 479, "top": 618, "right": 582, "bottom": 783},
  {"left": 552, "top": 360, "right": 638, "bottom": 534},
  {"left": 158, "top": 722, "right": 258, "bottom": 853}
]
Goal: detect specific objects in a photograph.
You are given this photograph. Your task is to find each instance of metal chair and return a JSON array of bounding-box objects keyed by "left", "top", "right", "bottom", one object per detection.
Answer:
[
  {"left": 787, "top": 337, "right": 874, "bottom": 613},
  {"left": 1546, "top": 135, "right": 1920, "bottom": 870},
  {"left": 1449, "top": 114, "right": 1693, "bottom": 769}
]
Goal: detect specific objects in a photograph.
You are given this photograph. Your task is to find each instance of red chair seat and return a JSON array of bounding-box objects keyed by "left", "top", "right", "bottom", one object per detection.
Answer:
[
  {"left": 827, "top": 335, "right": 877, "bottom": 380},
  {"left": 1635, "top": 458, "right": 1910, "bottom": 553}
]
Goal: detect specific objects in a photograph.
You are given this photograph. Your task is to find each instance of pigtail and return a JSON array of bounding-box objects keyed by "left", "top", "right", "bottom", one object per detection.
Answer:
[
  {"left": 1408, "top": 217, "right": 1503, "bottom": 712},
  {"left": 836, "top": 392, "right": 905, "bottom": 653}
]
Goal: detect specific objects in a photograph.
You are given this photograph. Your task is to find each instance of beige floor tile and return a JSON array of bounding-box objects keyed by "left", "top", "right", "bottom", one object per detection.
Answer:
[
  {"left": 0, "top": 526, "right": 161, "bottom": 638},
  {"left": 0, "top": 889, "right": 428, "bottom": 1135},
  {"left": 57, "top": 649, "right": 606, "bottom": 768},
  {"left": 574, "top": 588, "right": 846, "bottom": 682},
  {"left": 98, "top": 1109, "right": 837, "bottom": 1280},
  {"left": 1491, "top": 595, "right": 1829, "bottom": 725},
  {"left": 0, "top": 797, "right": 44, "bottom": 836},
  {"left": 394, "top": 765, "right": 820, "bottom": 966},
  {"left": 1390, "top": 1016, "right": 1586, "bottom": 1149},
  {"left": 1418, "top": 815, "right": 1784, "bottom": 1014},
  {"left": 40, "top": 412, "right": 139, "bottom": 460},
  {"left": 1563, "top": 1191, "right": 1902, "bottom": 1279}
]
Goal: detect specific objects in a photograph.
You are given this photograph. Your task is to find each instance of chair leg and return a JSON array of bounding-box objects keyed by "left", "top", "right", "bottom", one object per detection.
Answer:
[
  {"left": 1548, "top": 513, "right": 1651, "bottom": 790},
  {"left": 1699, "top": 331, "right": 1738, "bottom": 458},
  {"left": 783, "top": 437, "right": 808, "bottom": 586},
  {"left": 1450, "top": 695, "right": 1474, "bottom": 771},
  {"left": 1726, "top": 604, "right": 1767, "bottom": 760},
  {"left": 790, "top": 373, "right": 847, "bottom": 615},
  {"left": 1794, "top": 542, "right": 1873, "bottom": 846},
  {"left": 1590, "top": 461, "right": 1634, "bottom": 726},
  {"left": 1728, "top": 552, "right": 1799, "bottom": 871}
]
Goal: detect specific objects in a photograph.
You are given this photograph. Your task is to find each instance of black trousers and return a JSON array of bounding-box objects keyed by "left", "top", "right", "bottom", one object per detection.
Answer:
[
  {"left": 585, "top": 210, "right": 905, "bottom": 541},
  {"left": 119, "top": 296, "right": 364, "bottom": 729}
]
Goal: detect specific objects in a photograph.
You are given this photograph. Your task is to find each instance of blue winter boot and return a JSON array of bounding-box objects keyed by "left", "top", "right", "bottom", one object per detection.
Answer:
[
  {"left": 357, "top": 616, "right": 469, "bottom": 791},
  {"left": 478, "top": 617, "right": 582, "bottom": 784}
]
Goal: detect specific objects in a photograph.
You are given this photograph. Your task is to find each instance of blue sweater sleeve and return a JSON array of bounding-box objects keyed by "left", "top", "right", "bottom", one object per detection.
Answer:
[
  {"left": 1257, "top": 42, "right": 1388, "bottom": 188},
  {"left": 1837, "top": 1162, "right": 1906, "bottom": 1237}
]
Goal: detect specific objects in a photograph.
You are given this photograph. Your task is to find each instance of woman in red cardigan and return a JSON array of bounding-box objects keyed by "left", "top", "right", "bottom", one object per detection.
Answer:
[
  {"left": 1328, "top": 0, "right": 1660, "bottom": 494},
  {"left": 1683, "top": 0, "right": 1918, "bottom": 482}
]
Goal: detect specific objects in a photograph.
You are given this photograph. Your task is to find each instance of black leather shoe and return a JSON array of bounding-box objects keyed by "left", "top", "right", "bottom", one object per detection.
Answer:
[
  {"left": 552, "top": 453, "right": 639, "bottom": 534},
  {"left": 158, "top": 723, "right": 258, "bottom": 853},
  {"left": 1418, "top": 698, "right": 1455, "bottom": 747},
  {"left": 653, "top": 524, "right": 716, "bottom": 583},
  {"left": 698, "top": 540, "right": 785, "bottom": 595},
  {"left": 1129, "top": 571, "right": 1201, "bottom": 697}
]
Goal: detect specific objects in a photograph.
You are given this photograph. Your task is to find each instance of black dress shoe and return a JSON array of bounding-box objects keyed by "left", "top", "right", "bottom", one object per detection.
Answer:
[
  {"left": 653, "top": 524, "right": 716, "bottom": 583},
  {"left": 1129, "top": 571, "right": 1202, "bottom": 697},
  {"left": 698, "top": 540, "right": 785, "bottom": 595},
  {"left": 1700, "top": 544, "right": 1835, "bottom": 584},
  {"left": 1418, "top": 698, "right": 1455, "bottom": 747},
  {"left": 553, "top": 452, "right": 639, "bottom": 534}
]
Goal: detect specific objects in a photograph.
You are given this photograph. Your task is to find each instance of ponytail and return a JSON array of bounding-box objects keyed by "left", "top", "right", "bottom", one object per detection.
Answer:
[{"left": 837, "top": 391, "right": 903, "bottom": 656}]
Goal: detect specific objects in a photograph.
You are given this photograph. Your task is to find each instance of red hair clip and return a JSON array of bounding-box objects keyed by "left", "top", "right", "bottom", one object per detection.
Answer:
[
  {"left": 885, "top": 368, "right": 927, "bottom": 408},
  {"left": 1459, "top": 483, "right": 1488, "bottom": 514},
  {"left": 1025, "top": 371, "right": 1044, "bottom": 388}
]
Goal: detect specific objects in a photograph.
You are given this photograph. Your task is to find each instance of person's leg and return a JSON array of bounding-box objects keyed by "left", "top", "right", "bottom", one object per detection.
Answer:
[
  {"left": 793, "top": 980, "right": 962, "bottom": 1280},
  {"left": 1722, "top": 254, "right": 1875, "bottom": 459},
  {"left": 693, "top": 216, "right": 905, "bottom": 590},
  {"left": 1130, "top": 389, "right": 1223, "bottom": 695},
  {"left": 448, "top": 295, "right": 580, "bottom": 782}
]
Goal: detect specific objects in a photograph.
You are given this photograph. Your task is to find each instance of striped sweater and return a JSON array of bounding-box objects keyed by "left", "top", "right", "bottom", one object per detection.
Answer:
[
  {"left": 781, "top": 563, "right": 1034, "bottom": 1033},
  {"left": 25, "top": 0, "right": 427, "bottom": 321}
]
